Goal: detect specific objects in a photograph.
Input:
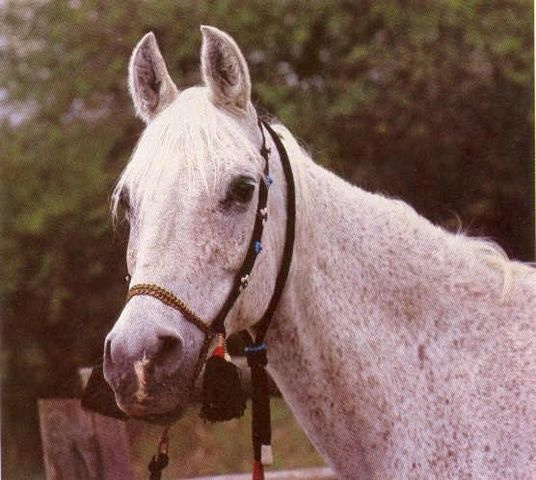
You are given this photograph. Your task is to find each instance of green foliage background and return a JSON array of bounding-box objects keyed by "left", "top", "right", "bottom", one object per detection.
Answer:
[{"left": 1, "top": 0, "right": 533, "bottom": 478}]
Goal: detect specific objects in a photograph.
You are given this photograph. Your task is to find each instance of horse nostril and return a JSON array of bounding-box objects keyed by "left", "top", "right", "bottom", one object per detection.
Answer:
[
  {"left": 105, "top": 338, "right": 113, "bottom": 365},
  {"left": 154, "top": 335, "right": 182, "bottom": 366}
]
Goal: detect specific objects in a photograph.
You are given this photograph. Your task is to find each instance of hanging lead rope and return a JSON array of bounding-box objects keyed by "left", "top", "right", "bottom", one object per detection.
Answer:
[
  {"left": 148, "top": 427, "right": 170, "bottom": 480},
  {"left": 246, "top": 342, "right": 272, "bottom": 479}
]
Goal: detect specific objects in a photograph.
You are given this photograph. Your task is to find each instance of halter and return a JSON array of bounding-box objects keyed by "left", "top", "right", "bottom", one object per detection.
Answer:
[
  {"left": 126, "top": 119, "right": 296, "bottom": 478},
  {"left": 126, "top": 118, "right": 294, "bottom": 394}
]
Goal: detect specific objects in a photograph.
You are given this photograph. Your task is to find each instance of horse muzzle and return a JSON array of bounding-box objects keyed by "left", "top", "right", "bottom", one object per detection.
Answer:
[{"left": 102, "top": 295, "right": 205, "bottom": 420}]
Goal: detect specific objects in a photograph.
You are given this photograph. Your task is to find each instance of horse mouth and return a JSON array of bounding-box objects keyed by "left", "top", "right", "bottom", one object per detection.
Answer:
[{"left": 116, "top": 397, "right": 186, "bottom": 425}]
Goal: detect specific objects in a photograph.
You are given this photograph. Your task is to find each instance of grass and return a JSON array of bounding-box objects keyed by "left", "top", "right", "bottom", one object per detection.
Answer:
[{"left": 128, "top": 397, "right": 325, "bottom": 478}]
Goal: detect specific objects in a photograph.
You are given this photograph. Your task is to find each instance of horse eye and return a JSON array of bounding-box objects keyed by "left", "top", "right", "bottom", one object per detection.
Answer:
[{"left": 227, "top": 176, "right": 256, "bottom": 204}]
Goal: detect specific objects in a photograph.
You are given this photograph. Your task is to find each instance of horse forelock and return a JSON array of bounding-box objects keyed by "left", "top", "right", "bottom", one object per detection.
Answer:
[{"left": 111, "top": 86, "right": 262, "bottom": 225}]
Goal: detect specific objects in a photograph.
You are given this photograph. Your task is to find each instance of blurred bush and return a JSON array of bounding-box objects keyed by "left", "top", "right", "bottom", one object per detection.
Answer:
[{"left": 1, "top": 0, "right": 533, "bottom": 478}]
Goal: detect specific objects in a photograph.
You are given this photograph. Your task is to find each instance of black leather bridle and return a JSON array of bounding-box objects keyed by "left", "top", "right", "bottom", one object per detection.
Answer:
[{"left": 126, "top": 118, "right": 295, "bottom": 404}]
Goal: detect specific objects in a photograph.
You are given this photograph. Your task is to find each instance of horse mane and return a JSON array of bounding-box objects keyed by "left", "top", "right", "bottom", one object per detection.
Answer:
[
  {"left": 272, "top": 122, "right": 534, "bottom": 302},
  {"left": 111, "top": 87, "right": 261, "bottom": 225}
]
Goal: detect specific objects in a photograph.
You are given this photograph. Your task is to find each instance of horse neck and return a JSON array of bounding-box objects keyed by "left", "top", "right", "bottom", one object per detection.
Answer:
[
  {"left": 269, "top": 147, "right": 513, "bottom": 348},
  {"left": 258, "top": 137, "right": 536, "bottom": 478},
  {"left": 265, "top": 149, "right": 513, "bottom": 454},
  {"left": 268, "top": 154, "right": 483, "bottom": 346}
]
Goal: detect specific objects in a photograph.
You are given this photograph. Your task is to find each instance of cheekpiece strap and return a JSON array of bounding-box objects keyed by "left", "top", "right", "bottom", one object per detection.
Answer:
[
  {"left": 210, "top": 119, "right": 271, "bottom": 335},
  {"left": 250, "top": 121, "right": 296, "bottom": 345}
]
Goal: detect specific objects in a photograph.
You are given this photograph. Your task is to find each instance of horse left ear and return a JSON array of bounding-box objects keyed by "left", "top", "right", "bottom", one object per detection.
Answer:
[
  {"left": 200, "top": 26, "right": 252, "bottom": 113},
  {"left": 128, "top": 32, "right": 179, "bottom": 123}
]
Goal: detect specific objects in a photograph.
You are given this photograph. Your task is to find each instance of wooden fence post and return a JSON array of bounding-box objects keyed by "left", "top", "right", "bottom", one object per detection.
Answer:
[{"left": 38, "top": 372, "right": 133, "bottom": 480}]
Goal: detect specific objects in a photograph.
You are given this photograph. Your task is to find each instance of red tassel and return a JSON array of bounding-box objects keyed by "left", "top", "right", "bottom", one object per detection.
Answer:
[
  {"left": 252, "top": 460, "right": 264, "bottom": 480},
  {"left": 212, "top": 345, "right": 225, "bottom": 358},
  {"left": 212, "top": 334, "right": 226, "bottom": 358}
]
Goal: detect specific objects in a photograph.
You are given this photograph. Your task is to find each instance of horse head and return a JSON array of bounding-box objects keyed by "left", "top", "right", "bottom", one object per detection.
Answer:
[{"left": 103, "top": 27, "right": 285, "bottom": 422}]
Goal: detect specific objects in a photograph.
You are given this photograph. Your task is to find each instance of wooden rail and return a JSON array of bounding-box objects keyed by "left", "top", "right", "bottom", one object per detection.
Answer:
[{"left": 181, "top": 467, "right": 337, "bottom": 479}]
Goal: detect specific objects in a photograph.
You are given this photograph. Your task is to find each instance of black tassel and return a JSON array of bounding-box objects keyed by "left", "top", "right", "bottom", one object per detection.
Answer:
[
  {"left": 81, "top": 363, "right": 129, "bottom": 420},
  {"left": 148, "top": 453, "right": 168, "bottom": 480},
  {"left": 246, "top": 343, "right": 273, "bottom": 467},
  {"left": 199, "top": 334, "right": 246, "bottom": 422}
]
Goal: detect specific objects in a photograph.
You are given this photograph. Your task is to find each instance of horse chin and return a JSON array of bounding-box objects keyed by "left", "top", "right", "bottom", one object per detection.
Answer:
[
  {"left": 116, "top": 397, "right": 186, "bottom": 425},
  {"left": 134, "top": 408, "right": 185, "bottom": 425}
]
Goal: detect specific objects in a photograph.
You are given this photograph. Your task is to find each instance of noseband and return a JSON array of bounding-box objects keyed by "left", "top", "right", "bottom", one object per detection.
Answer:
[
  {"left": 126, "top": 119, "right": 295, "bottom": 399},
  {"left": 125, "top": 283, "right": 214, "bottom": 397}
]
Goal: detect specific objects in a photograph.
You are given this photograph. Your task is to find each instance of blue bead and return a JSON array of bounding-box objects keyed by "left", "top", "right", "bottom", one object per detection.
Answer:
[
  {"left": 266, "top": 175, "right": 274, "bottom": 185},
  {"left": 245, "top": 343, "right": 267, "bottom": 353},
  {"left": 254, "top": 241, "right": 263, "bottom": 254}
]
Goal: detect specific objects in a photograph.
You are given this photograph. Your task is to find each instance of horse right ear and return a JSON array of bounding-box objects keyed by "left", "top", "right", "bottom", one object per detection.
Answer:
[
  {"left": 200, "top": 26, "right": 252, "bottom": 114},
  {"left": 128, "top": 32, "right": 179, "bottom": 123}
]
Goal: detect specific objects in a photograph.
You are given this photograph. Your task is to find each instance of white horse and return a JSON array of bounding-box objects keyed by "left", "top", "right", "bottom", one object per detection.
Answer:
[{"left": 104, "top": 26, "right": 536, "bottom": 479}]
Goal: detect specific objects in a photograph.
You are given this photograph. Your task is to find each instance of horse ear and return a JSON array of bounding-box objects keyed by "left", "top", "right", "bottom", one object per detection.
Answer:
[
  {"left": 128, "top": 32, "right": 179, "bottom": 123},
  {"left": 200, "top": 26, "right": 252, "bottom": 113}
]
